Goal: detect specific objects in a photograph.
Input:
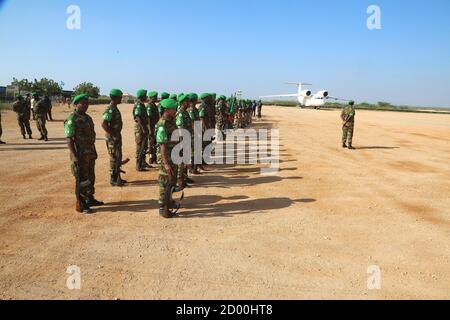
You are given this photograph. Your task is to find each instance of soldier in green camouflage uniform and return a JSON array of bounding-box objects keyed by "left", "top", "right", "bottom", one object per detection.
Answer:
[
  {"left": 158, "top": 92, "right": 170, "bottom": 116},
  {"left": 187, "top": 93, "right": 201, "bottom": 174},
  {"left": 215, "top": 95, "right": 227, "bottom": 140},
  {"left": 257, "top": 100, "right": 263, "bottom": 119},
  {"left": 175, "top": 94, "right": 194, "bottom": 189},
  {"left": 12, "top": 94, "right": 33, "bottom": 139},
  {"left": 341, "top": 100, "right": 356, "bottom": 150},
  {"left": 146, "top": 91, "right": 160, "bottom": 164},
  {"left": 33, "top": 93, "right": 49, "bottom": 141},
  {"left": 156, "top": 98, "right": 180, "bottom": 218},
  {"left": 133, "top": 89, "right": 150, "bottom": 171},
  {"left": 64, "top": 94, "right": 104, "bottom": 214},
  {"left": 102, "top": 89, "right": 127, "bottom": 187}
]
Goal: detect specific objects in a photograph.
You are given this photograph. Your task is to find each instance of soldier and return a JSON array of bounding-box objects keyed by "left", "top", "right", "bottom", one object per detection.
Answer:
[
  {"left": 156, "top": 98, "right": 180, "bottom": 218},
  {"left": 169, "top": 93, "right": 178, "bottom": 101},
  {"left": 175, "top": 94, "right": 194, "bottom": 189},
  {"left": 43, "top": 95, "right": 53, "bottom": 121},
  {"left": 146, "top": 91, "right": 160, "bottom": 164},
  {"left": 12, "top": 94, "right": 33, "bottom": 139},
  {"left": 215, "top": 95, "right": 227, "bottom": 140},
  {"left": 33, "top": 93, "right": 49, "bottom": 141},
  {"left": 257, "top": 99, "right": 263, "bottom": 120},
  {"left": 341, "top": 100, "right": 356, "bottom": 150},
  {"left": 158, "top": 92, "right": 170, "bottom": 116},
  {"left": 102, "top": 89, "right": 128, "bottom": 187},
  {"left": 133, "top": 89, "right": 150, "bottom": 171},
  {"left": 64, "top": 94, "right": 104, "bottom": 214},
  {"left": 187, "top": 93, "right": 202, "bottom": 174}
]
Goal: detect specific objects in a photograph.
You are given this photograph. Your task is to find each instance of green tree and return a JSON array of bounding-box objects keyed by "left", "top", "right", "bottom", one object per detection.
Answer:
[
  {"left": 11, "top": 78, "right": 33, "bottom": 93},
  {"left": 30, "top": 78, "right": 62, "bottom": 96},
  {"left": 73, "top": 82, "right": 100, "bottom": 98}
]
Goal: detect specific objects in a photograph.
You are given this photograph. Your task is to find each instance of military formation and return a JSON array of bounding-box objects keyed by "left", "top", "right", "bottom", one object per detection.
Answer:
[{"left": 2, "top": 89, "right": 356, "bottom": 218}]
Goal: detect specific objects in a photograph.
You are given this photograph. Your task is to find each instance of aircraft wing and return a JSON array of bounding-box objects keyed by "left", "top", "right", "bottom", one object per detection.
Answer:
[{"left": 259, "top": 94, "right": 298, "bottom": 98}]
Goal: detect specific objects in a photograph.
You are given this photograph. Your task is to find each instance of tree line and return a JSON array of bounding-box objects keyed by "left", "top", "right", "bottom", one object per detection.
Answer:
[{"left": 10, "top": 78, "right": 100, "bottom": 98}]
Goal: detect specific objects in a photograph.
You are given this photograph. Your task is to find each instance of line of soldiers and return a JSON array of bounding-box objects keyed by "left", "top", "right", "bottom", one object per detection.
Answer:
[{"left": 63, "top": 89, "right": 259, "bottom": 217}]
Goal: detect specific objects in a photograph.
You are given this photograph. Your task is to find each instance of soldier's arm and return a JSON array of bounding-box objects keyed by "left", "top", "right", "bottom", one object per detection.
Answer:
[{"left": 67, "top": 138, "right": 78, "bottom": 164}]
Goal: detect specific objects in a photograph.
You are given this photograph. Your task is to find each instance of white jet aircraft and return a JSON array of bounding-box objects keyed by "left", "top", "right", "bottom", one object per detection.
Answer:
[{"left": 260, "top": 82, "right": 330, "bottom": 108}]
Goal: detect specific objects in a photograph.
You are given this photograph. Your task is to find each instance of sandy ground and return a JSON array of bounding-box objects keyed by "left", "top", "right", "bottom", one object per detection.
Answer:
[{"left": 0, "top": 104, "right": 449, "bottom": 300}]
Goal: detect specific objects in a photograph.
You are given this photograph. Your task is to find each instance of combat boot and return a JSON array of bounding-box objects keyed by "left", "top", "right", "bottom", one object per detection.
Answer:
[
  {"left": 38, "top": 136, "right": 45, "bottom": 141},
  {"left": 0, "top": 140, "right": 5, "bottom": 144},
  {"left": 28, "top": 134, "right": 33, "bottom": 139},
  {"left": 44, "top": 135, "right": 49, "bottom": 142},
  {"left": 87, "top": 197, "right": 105, "bottom": 207},
  {"left": 159, "top": 206, "right": 177, "bottom": 219},
  {"left": 76, "top": 200, "right": 94, "bottom": 214},
  {"left": 22, "top": 134, "right": 26, "bottom": 139},
  {"left": 348, "top": 144, "right": 355, "bottom": 150},
  {"left": 342, "top": 143, "right": 347, "bottom": 148}
]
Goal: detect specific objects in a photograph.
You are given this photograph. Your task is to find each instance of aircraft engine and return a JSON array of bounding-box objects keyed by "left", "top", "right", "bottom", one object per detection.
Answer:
[
  {"left": 300, "top": 90, "right": 312, "bottom": 97},
  {"left": 315, "top": 90, "right": 329, "bottom": 98}
]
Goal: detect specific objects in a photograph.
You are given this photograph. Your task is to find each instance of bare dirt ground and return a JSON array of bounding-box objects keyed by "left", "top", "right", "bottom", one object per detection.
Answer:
[{"left": 0, "top": 104, "right": 449, "bottom": 300}]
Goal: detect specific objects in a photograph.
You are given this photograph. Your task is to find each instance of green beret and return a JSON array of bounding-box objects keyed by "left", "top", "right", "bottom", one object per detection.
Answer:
[
  {"left": 169, "top": 94, "right": 177, "bottom": 100},
  {"left": 349, "top": 100, "right": 355, "bottom": 106},
  {"left": 110, "top": 89, "right": 123, "bottom": 97},
  {"left": 136, "top": 89, "right": 147, "bottom": 99},
  {"left": 178, "top": 94, "right": 188, "bottom": 104},
  {"left": 178, "top": 92, "right": 184, "bottom": 97},
  {"left": 160, "top": 98, "right": 178, "bottom": 110},
  {"left": 148, "top": 91, "right": 158, "bottom": 98},
  {"left": 161, "top": 92, "right": 170, "bottom": 99},
  {"left": 15, "top": 94, "right": 23, "bottom": 99},
  {"left": 73, "top": 93, "right": 89, "bottom": 105},
  {"left": 218, "top": 95, "right": 226, "bottom": 101},
  {"left": 32, "top": 92, "right": 39, "bottom": 97},
  {"left": 188, "top": 93, "right": 198, "bottom": 100},
  {"left": 200, "top": 93, "right": 211, "bottom": 100}
]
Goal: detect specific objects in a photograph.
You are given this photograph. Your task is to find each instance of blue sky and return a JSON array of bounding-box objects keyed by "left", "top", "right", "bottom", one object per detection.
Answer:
[{"left": 0, "top": 0, "right": 449, "bottom": 107}]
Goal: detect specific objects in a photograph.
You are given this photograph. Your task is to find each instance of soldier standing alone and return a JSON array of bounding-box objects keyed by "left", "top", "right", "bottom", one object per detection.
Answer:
[
  {"left": 12, "top": 94, "right": 33, "bottom": 139},
  {"left": 341, "top": 100, "right": 356, "bottom": 150},
  {"left": 102, "top": 89, "right": 128, "bottom": 187},
  {"left": 64, "top": 94, "right": 104, "bottom": 214}
]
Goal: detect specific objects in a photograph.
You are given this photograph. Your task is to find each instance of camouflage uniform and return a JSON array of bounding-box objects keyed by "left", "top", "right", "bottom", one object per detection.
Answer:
[
  {"left": 156, "top": 116, "right": 178, "bottom": 207},
  {"left": 133, "top": 101, "right": 149, "bottom": 170},
  {"left": 257, "top": 100, "right": 262, "bottom": 119},
  {"left": 0, "top": 112, "right": 3, "bottom": 142},
  {"left": 34, "top": 98, "right": 48, "bottom": 140},
  {"left": 215, "top": 98, "right": 227, "bottom": 135},
  {"left": 103, "top": 104, "right": 123, "bottom": 182},
  {"left": 12, "top": 99, "right": 33, "bottom": 138},
  {"left": 146, "top": 101, "right": 160, "bottom": 163},
  {"left": 175, "top": 108, "right": 193, "bottom": 185},
  {"left": 341, "top": 104, "right": 356, "bottom": 147},
  {"left": 64, "top": 110, "right": 98, "bottom": 205}
]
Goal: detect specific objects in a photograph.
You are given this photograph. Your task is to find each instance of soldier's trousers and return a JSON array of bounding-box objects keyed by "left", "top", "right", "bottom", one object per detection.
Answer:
[
  {"left": 18, "top": 115, "right": 32, "bottom": 136},
  {"left": 342, "top": 122, "right": 355, "bottom": 145},
  {"left": 0, "top": 112, "right": 2, "bottom": 139},
  {"left": 158, "top": 163, "right": 178, "bottom": 207},
  {"left": 148, "top": 129, "right": 157, "bottom": 163},
  {"left": 257, "top": 107, "right": 262, "bottom": 119},
  {"left": 36, "top": 114, "right": 48, "bottom": 137},
  {"left": 106, "top": 138, "right": 122, "bottom": 179},
  {"left": 134, "top": 126, "right": 148, "bottom": 164},
  {"left": 71, "top": 155, "right": 96, "bottom": 201}
]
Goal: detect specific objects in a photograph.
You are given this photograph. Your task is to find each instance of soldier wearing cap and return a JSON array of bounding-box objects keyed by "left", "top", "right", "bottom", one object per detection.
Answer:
[
  {"left": 156, "top": 98, "right": 180, "bottom": 218},
  {"left": 12, "top": 94, "right": 33, "bottom": 139},
  {"left": 133, "top": 89, "right": 150, "bottom": 171},
  {"left": 186, "top": 93, "right": 201, "bottom": 175},
  {"left": 341, "top": 100, "right": 356, "bottom": 150},
  {"left": 33, "top": 92, "right": 49, "bottom": 141},
  {"left": 215, "top": 95, "right": 227, "bottom": 140},
  {"left": 158, "top": 92, "right": 170, "bottom": 116},
  {"left": 146, "top": 91, "right": 160, "bottom": 164},
  {"left": 0, "top": 109, "right": 4, "bottom": 144},
  {"left": 102, "top": 89, "right": 128, "bottom": 186},
  {"left": 175, "top": 94, "right": 195, "bottom": 189},
  {"left": 64, "top": 94, "right": 104, "bottom": 214}
]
